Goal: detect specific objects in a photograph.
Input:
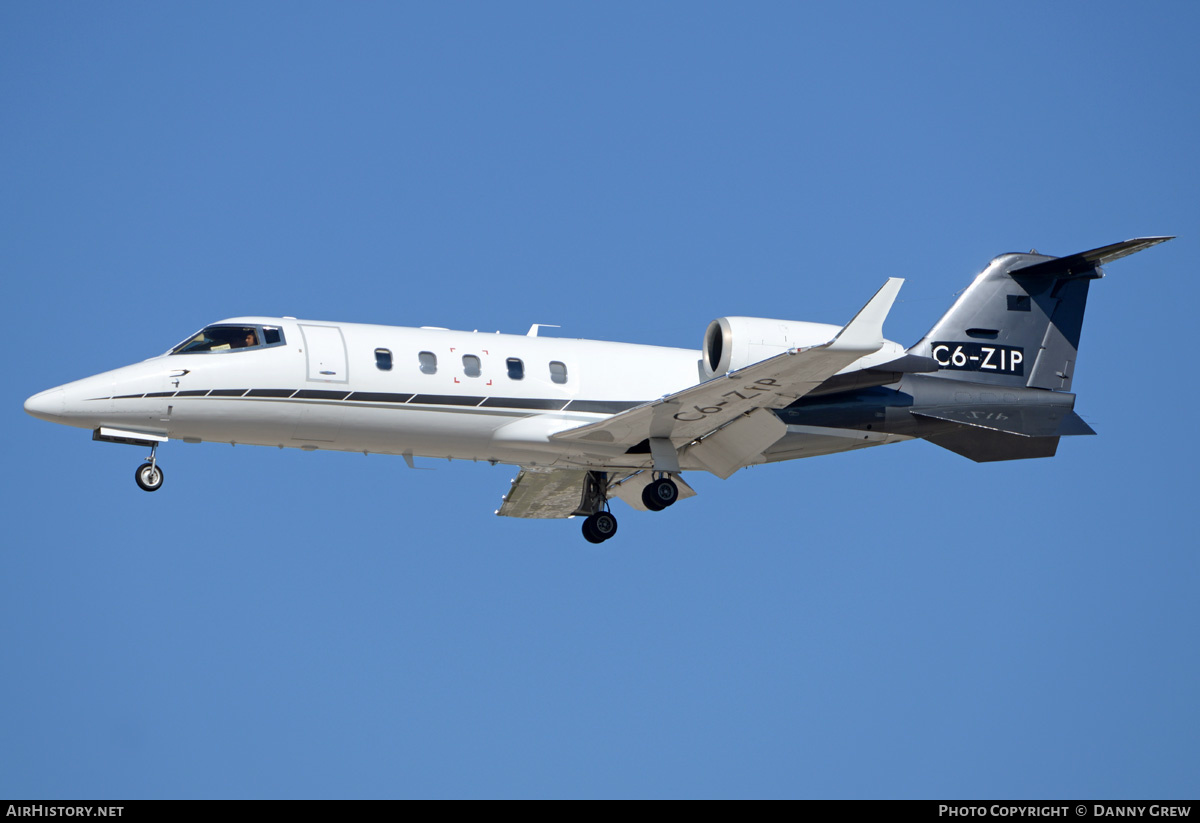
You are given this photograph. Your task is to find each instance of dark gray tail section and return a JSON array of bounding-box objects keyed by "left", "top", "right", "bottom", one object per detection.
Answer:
[
  {"left": 910, "top": 237, "right": 1172, "bottom": 392},
  {"left": 898, "top": 373, "right": 1098, "bottom": 463},
  {"left": 905, "top": 237, "right": 1171, "bottom": 462}
]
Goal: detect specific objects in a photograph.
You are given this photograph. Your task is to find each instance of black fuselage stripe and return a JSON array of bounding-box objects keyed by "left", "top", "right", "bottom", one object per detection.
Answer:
[
  {"left": 410, "top": 394, "right": 485, "bottom": 407},
  {"left": 108, "top": 389, "right": 645, "bottom": 413},
  {"left": 564, "top": 399, "right": 641, "bottom": 413},
  {"left": 293, "top": 389, "right": 352, "bottom": 400},
  {"left": 480, "top": 397, "right": 569, "bottom": 410},
  {"left": 246, "top": 388, "right": 297, "bottom": 398},
  {"left": 347, "top": 391, "right": 414, "bottom": 403}
]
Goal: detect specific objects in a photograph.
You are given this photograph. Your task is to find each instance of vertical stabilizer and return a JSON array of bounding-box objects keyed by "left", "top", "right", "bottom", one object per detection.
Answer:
[{"left": 909, "top": 237, "right": 1171, "bottom": 392}]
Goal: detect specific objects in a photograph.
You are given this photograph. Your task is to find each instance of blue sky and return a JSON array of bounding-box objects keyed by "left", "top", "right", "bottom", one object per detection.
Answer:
[{"left": 3, "top": 1, "right": 1198, "bottom": 799}]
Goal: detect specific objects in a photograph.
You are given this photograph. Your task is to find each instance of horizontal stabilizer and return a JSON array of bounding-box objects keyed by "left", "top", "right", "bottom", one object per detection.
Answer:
[
  {"left": 912, "top": 406, "right": 1095, "bottom": 438},
  {"left": 926, "top": 427, "right": 1061, "bottom": 463},
  {"left": 1012, "top": 236, "right": 1174, "bottom": 279}
]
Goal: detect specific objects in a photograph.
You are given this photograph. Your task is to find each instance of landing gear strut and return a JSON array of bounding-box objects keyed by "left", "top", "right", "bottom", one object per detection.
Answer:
[
  {"left": 134, "top": 442, "right": 164, "bottom": 492},
  {"left": 641, "top": 474, "right": 679, "bottom": 511},
  {"left": 577, "top": 470, "right": 618, "bottom": 543}
]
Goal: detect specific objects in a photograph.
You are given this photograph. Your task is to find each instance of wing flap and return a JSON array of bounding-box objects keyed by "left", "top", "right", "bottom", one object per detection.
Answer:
[
  {"left": 496, "top": 467, "right": 592, "bottom": 519},
  {"left": 608, "top": 471, "right": 698, "bottom": 512},
  {"left": 686, "top": 407, "right": 788, "bottom": 479}
]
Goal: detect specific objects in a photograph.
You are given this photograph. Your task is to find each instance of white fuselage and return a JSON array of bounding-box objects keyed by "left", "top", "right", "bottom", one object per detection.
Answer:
[
  {"left": 25, "top": 316, "right": 910, "bottom": 473},
  {"left": 28, "top": 317, "right": 701, "bottom": 468}
]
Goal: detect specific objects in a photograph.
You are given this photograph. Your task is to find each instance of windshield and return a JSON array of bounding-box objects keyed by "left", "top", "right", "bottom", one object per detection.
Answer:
[{"left": 171, "top": 324, "right": 285, "bottom": 354}]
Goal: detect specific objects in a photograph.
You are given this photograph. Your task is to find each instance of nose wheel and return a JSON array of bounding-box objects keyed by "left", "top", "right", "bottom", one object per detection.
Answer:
[
  {"left": 134, "top": 442, "right": 164, "bottom": 492},
  {"left": 135, "top": 463, "right": 164, "bottom": 491}
]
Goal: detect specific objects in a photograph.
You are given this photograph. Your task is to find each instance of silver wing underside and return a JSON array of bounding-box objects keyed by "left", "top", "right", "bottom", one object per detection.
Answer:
[{"left": 497, "top": 467, "right": 699, "bottom": 518}]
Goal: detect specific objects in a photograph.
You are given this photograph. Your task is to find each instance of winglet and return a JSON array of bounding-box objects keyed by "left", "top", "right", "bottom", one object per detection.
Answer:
[{"left": 828, "top": 277, "right": 904, "bottom": 352}]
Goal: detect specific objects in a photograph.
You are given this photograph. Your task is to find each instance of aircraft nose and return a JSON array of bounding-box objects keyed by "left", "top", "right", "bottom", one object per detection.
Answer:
[{"left": 24, "top": 387, "right": 65, "bottom": 422}]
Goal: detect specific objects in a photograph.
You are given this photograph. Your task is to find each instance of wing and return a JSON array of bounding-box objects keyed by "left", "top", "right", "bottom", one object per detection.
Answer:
[{"left": 551, "top": 278, "right": 904, "bottom": 477}]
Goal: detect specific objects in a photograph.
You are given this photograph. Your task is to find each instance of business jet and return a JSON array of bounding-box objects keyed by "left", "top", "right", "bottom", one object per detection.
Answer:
[{"left": 24, "top": 237, "right": 1171, "bottom": 542}]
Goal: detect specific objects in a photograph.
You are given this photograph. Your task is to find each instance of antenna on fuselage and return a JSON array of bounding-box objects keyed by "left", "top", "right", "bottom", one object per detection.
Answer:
[{"left": 526, "top": 324, "right": 561, "bottom": 337}]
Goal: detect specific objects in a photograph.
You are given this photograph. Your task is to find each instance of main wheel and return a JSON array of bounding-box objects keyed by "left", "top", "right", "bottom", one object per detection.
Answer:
[
  {"left": 642, "top": 478, "right": 679, "bottom": 511},
  {"left": 642, "top": 484, "right": 665, "bottom": 511},
  {"left": 582, "top": 511, "right": 618, "bottom": 543},
  {"left": 582, "top": 520, "right": 605, "bottom": 544},
  {"left": 135, "top": 462, "right": 164, "bottom": 492}
]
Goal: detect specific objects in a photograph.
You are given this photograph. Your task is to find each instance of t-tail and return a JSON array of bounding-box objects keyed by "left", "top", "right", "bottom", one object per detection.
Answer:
[{"left": 904, "top": 236, "right": 1173, "bottom": 461}]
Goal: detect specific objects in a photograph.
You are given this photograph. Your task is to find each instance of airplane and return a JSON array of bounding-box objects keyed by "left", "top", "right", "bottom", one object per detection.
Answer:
[{"left": 24, "top": 236, "right": 1171, "bottom": 543}]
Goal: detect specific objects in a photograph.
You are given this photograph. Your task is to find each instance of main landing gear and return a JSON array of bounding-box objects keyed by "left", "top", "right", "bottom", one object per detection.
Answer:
[
  {"left": 578, "top": 470, "right": 618, "bottom": 544},
  {"left": 582, "top": 511, "right": 618, "bottom": 544},
  {"left": 641, "top": 475, "right": 679, "bottom": 512},
  {"left": 577, "top": 471, "right": 681, "bottom": 543},
  {"left": 134, "top": 442, "right": 164, "bottom": 492}
]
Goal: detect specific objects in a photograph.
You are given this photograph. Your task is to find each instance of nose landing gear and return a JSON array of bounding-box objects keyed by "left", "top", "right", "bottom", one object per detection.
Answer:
[{"left": 134, "top": 442, "right": 164, "bottom": 492}]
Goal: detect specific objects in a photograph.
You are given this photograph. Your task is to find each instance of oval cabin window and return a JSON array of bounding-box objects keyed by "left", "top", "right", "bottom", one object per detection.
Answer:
[{"left": 418, "top": 351, "right": 437, "bottom": 375}]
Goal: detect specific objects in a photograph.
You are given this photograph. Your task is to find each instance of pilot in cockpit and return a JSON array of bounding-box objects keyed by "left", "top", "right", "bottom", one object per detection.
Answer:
[{"left": 231, "top": 329, "right": 259, "bottom": 349}]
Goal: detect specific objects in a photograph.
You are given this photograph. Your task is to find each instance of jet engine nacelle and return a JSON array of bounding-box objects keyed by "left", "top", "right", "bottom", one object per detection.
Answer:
[{"left": 701, "top": 317, "right": 844, "bottom": 377}]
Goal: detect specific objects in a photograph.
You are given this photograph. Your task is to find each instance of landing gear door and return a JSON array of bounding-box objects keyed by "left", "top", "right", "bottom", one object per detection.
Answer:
[{"left": 299, "top": 324, "right": 349, "bottom": 383}]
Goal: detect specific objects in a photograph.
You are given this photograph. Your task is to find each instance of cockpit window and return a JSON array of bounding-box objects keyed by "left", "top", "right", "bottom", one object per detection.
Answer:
[{"left": 171, "top": 325, "right": 286, "bottom": 354}]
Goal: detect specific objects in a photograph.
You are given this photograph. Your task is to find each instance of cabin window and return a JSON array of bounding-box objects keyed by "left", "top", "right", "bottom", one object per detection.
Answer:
[
  {"left": 419, "top": 351, "right": 437, "bottom": 375},
  {"left": 506, "top": 358, "right": 524, "bottom": 380},
  {"left": 170, "top": 324, "right": 285, "bottom": 354},
  {"left": 462, "top": 355, "right": 481, "bottom": 378},
  {"left": 375, "top": 348, "right": 393, "bottom": 371},
  {"left": 549, "top": 360, "right": 568, "bottom": 384}
]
